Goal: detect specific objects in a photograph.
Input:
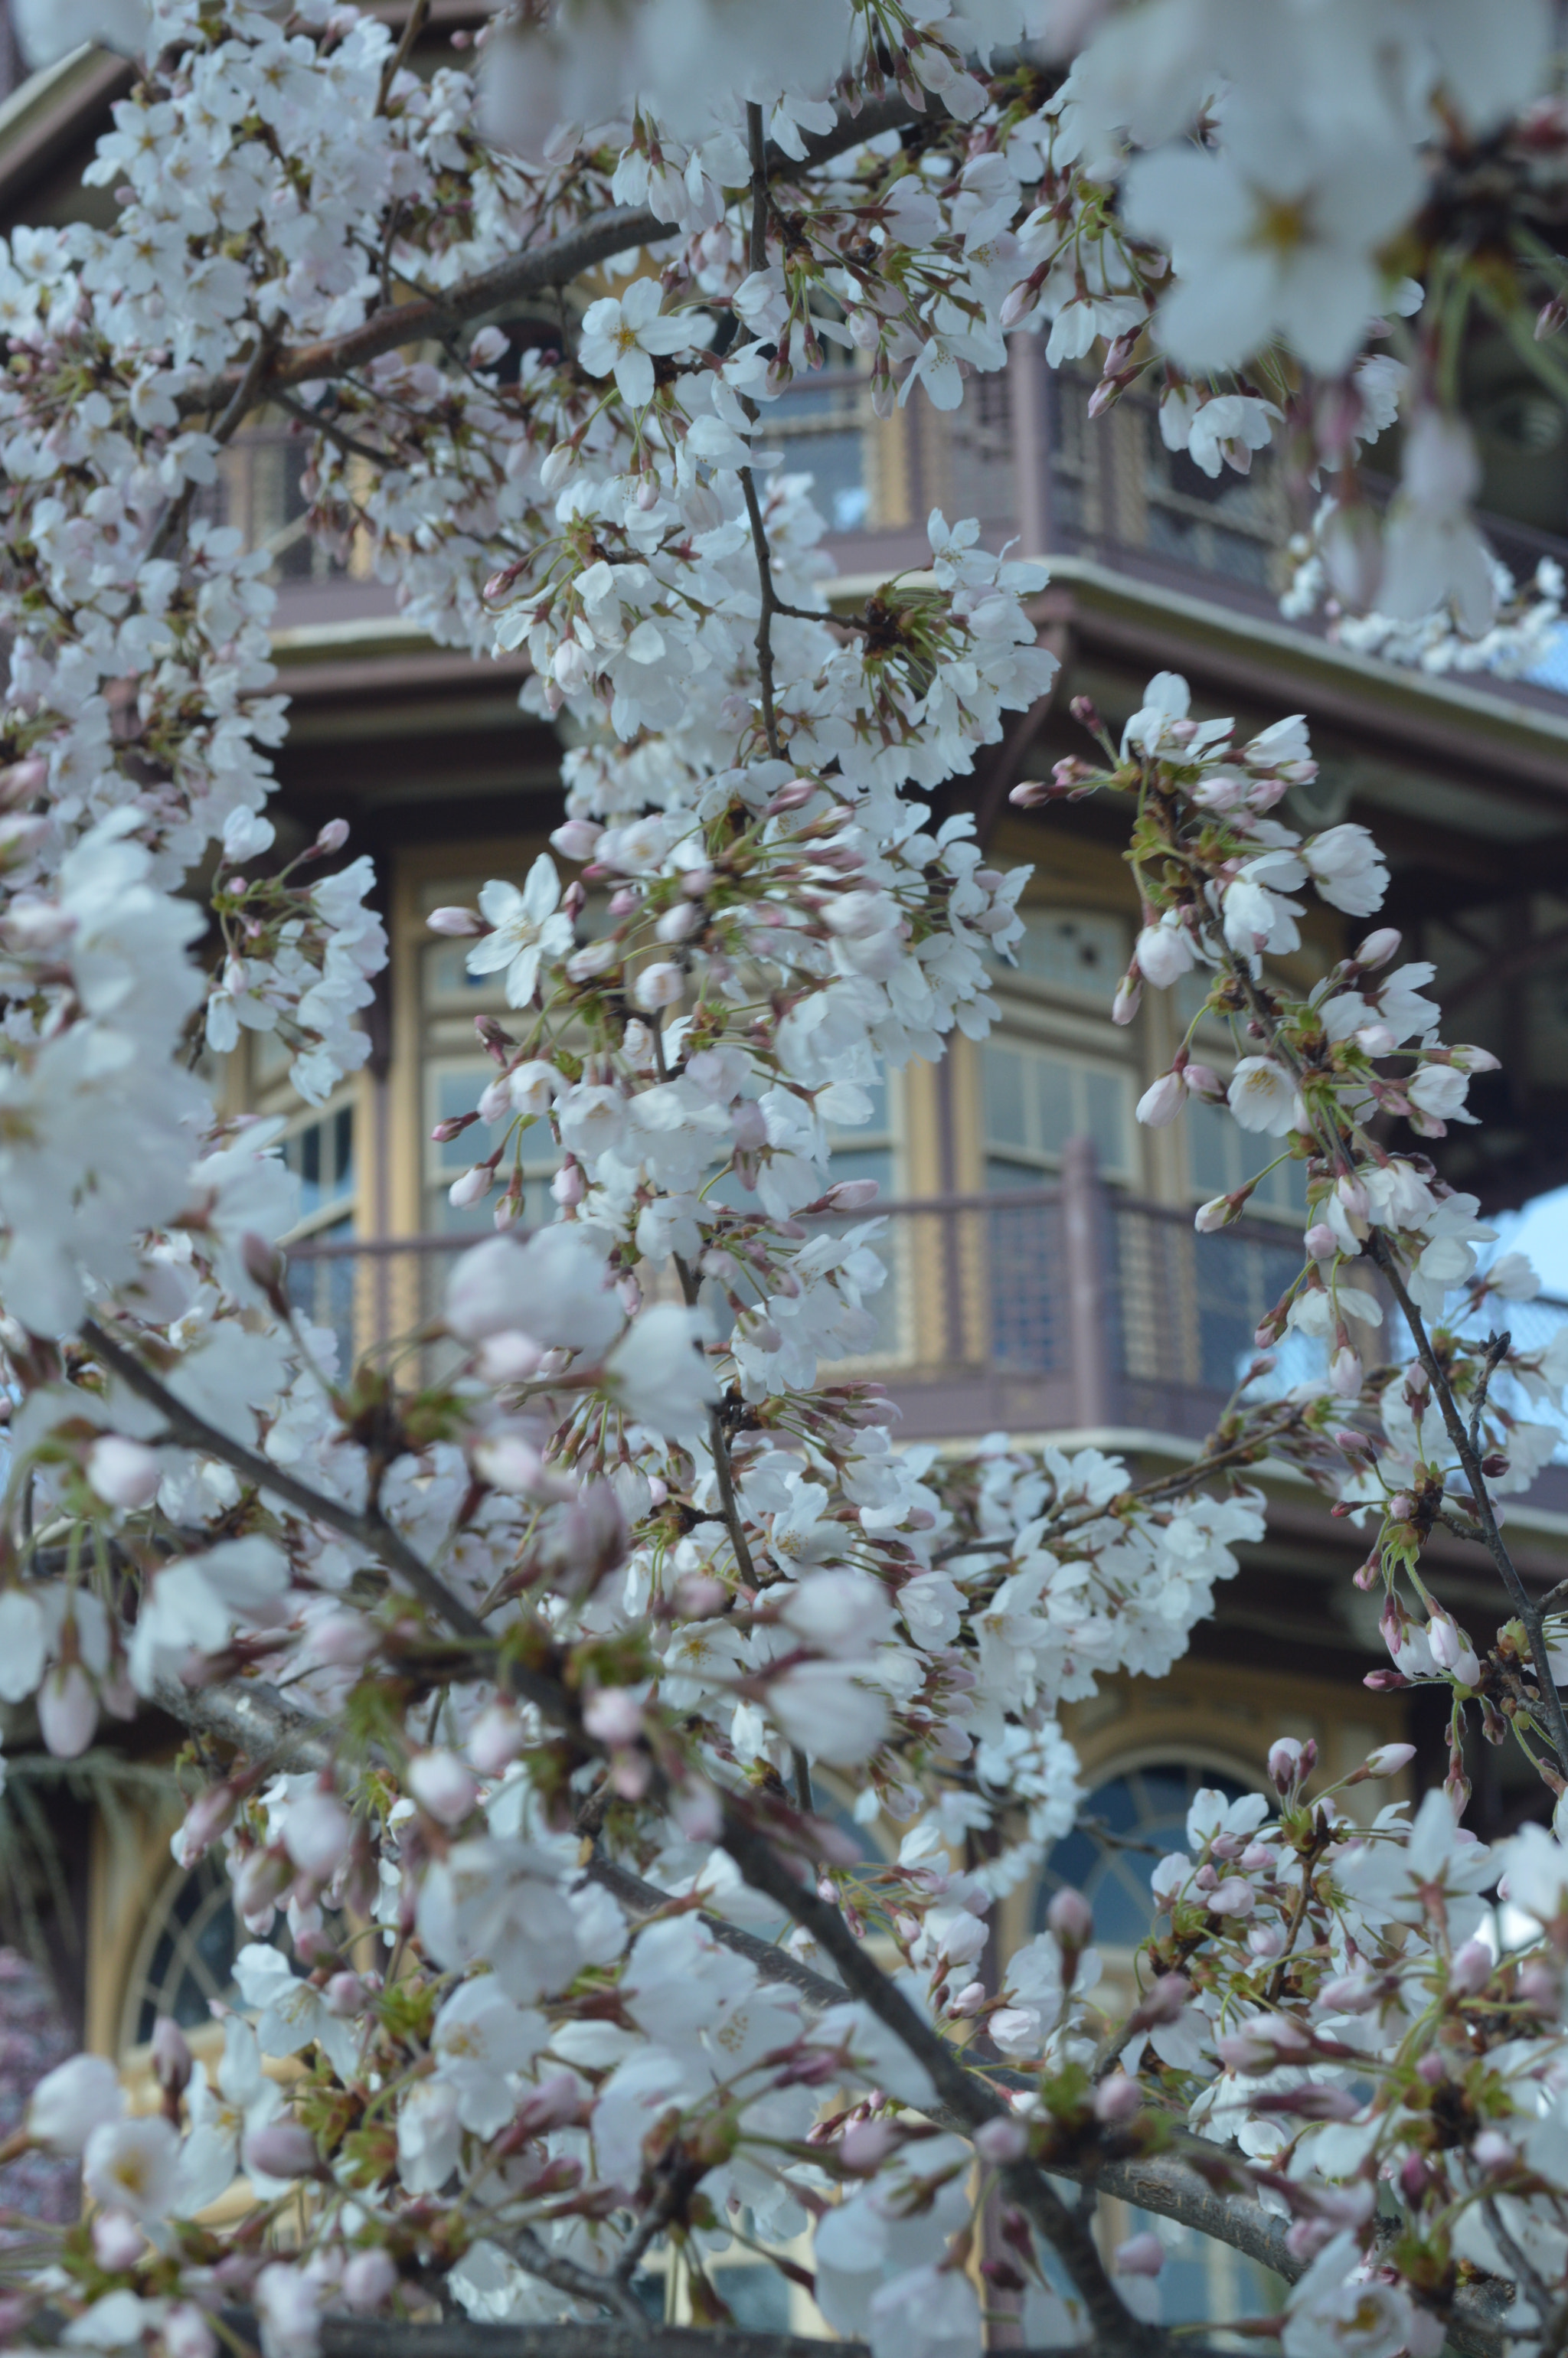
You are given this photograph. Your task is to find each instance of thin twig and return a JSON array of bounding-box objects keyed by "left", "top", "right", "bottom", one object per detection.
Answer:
[
  {"left": 1369, "top": 1239, "right": 1568, "bottom": 1777},
  {"left": 147, "top": 328, "right": 276, "bottom": 562},
  {"left": 375, "top": 0, "right": 430, "bottom": 113}
]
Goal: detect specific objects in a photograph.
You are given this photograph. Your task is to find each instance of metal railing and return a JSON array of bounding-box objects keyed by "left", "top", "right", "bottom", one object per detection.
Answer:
[{"left": 284, "top": 1139, "right": 1326, "bottom": 1444}]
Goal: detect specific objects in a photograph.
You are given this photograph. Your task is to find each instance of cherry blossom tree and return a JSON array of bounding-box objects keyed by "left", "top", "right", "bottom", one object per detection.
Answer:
[{"left": 2, "top": 5, "right": 1568, "bottom": 2358}]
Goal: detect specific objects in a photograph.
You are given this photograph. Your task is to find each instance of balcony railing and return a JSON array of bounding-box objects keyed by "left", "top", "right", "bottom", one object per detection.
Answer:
[{"left": 282, "top": 1143, "right": 1329, "bottom": 1447}]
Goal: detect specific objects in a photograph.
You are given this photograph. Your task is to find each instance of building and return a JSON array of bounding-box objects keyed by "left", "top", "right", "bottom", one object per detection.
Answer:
[{"left": 5, "top": 28, "right": 1568, "bottom": 2306}]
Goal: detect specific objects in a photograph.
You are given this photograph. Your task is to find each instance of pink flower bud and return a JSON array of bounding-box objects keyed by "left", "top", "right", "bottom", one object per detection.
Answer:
[
  {"left": 1305, "top": 1223, "right": 1338, "bottom": 1261},
  {"left": 584, "top": 1687, "right": 644, "bottom": 1746},
  {"left": 1045, "top": 1888, "right": 1093, "bottom": 1948},
  {"left": 243, "top": 2121, "right": 319, "bottom": 2181},
  {"left": 1093, "top": 2073, "right": 1142, "bottom": 2124},
  {"left": 827, "top": 1177, "right": 880, "bottom": 1210},
  {"left": 282, "top": 1789, "right": 353, "bottom": 1882},
  {"left": 632, "top": 959, "right": 684, "bottom": 1011},
  {"left": 1182, "top": 1062, "right": 1223, "bottom": 1101},
  {"left": 162, "top": 2303, "right": 215, "bottom": 2358},
  {"left": 468, "top": 1700, "right": 524, "bottom": 1775},
  {"left": 341, "top": 2249, "right": 398, "bottom": 2312},
  {"left": 1364, "top": 1742, "right": 1415, "bottom": 1777},
  {"left": 974, "top": 2115, "right": 1028, "bottom": 2163},
  {"left": 315, "top": 819, "right": 350, "bottom": 855},
  {"left": 151, "top": 2017, "right": 192, "bottom": 2098},
  {"left": 1115, "top": 2233, "right": 1165, "bottom": 2277},
  {"left": 1450, "top": 1939, "right": 1494, "bottom": 1994},
  {"left": 841, "top": 2118, "right": 900, "bottom": 2171},
  {"left": 449, "top": 1164, "right": 492, "bottom": 1208},
  {"left": 1112, "top": 972, "right": 1142, "bottom": 1025},
  {"left": 1472, "top": 2130, "right": 1517, "bottom": 2173},
  {"left": 1194, "top": 1196, "right": 1231, "bottom": 1233},
  {"left": 324, "top": 1972, "right": 370, "bottom": 2017},
  {"left": 93, "top": 2209, "right": 146, "bottom": 2268},
  {"left": 428, "top": 905, "right": 484, "bottom": 936},
  {"left": 1355, "top": 927, "right": 1401, "bottom": 970},
  {"left": 407, "top": 1749, "right": 478, "bottom": 1826},
  {"left": 1269, "top": 1737, "right": 1305, "bottom": 1789},
  {"left": 766, "top": 779, "right": 818, "bottom": 814},
  {"left": 39, "top": 1662, "right": 97, "bottom": 1759},
  {"left": 87, "top": 1435, "right": 162, "bottom": 1509},
  {"left": 1135, "top": 1071, "right": 1185, "bottom": 1128},
  {"left": 550, "top": 818, "right": 603, "bottom": 866},
  {"left": 552, "top": 1159, "right": 586, "bottom": 1207}
]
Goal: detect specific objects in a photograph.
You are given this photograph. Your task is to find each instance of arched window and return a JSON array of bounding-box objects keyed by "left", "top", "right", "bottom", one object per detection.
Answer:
[
  {"left": 1034, "top": 1759, "right": 1256, "bottom": 1948},
  {"left": 118, "top": 1854, "right": 247, "bottom": 2058}
]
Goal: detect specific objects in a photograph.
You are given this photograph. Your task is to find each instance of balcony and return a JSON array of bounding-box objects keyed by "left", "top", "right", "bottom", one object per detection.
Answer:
[{"left": 283, "top": 1145, "right": 1563, "bottom": 1510}]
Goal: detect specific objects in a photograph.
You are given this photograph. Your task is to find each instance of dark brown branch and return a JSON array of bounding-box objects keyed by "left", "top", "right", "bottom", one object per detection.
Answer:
[
  {"left": 144, "top": 1671, "right": 1510, "bottom": 2358},
  {"left": 714, "top": 1806, "right": 1162, "bottom": 2358},
  {"left": 178, "top": 91, "right": 921, "bottom": 416}
]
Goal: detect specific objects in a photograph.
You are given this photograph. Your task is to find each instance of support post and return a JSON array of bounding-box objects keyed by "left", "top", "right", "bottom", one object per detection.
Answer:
[{"left": 1060, "top": 1133, "right": 1112, "bottom": 1431}]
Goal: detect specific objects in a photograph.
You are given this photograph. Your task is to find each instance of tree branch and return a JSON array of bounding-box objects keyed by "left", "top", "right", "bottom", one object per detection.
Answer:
[
  {"left": 1367, "top": 1239, "right": 1568, "bottom": 1776},
  {"left": 142, "top": 1669, "right": 1510, "bottom": 2358},
  {"left": 714, "top": 1805, "right": 1162, "bottom": 2358},
  {"left": 177, "top": 91, "right": 922, "bottom": 418}
]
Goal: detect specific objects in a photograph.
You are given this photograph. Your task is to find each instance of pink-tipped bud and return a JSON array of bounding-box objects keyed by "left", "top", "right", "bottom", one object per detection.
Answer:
[
  {"left": 341, "top": 2250, "right": 398, "bottom": 2312},
  {"left": 243, "top": 2121, "right": 320, "bottom": 2182},
  {"left": 428, "top": 905, "right": 484, "bottom": 936},
  {"left": 324, "top": 1971, "right": 371, "bottom": 2017},
  {"left": 1363, "top": 1742, "right": 1415, "bottom": 1778},
  {"left": 407, "top": 1749, "right": 478, "bottom": 1826},
  {"left": 826, "top": 1177, "right": 880, "bottom": 1210},
  {"left": 281, "top": 1788, "right": 353, "bottom": 1882},
  {"left": 151, "top": 2017, "right": 192, "bottom": 2098},
  {"left": 767, "top": 779, "right": 818, "bottom": 814},
  {"left": 583, "top": 1687, "right": 644, "bottom": 1746},
  {"left": 1355, "top": 927, "right": 1401, "bottom": 970},
  {"left": 1093, "top": 2072, "right": 1143, "bottom": 2124},
  {"left": 550, "top": 818, "right": 603, "bottom": 861},
  {"left": 1115, "top": 2233, "right": 1164, "bottom": 2278},
  {"left": 1449, "top": 1938, "right": 1494, "bottom": 1995},
  {"left": 93, "top": 2210, "right": 147, "bottom": 2269},
  {"left": 1305, "top": 1223, "right": 1338, "bottom": 1261},
  {"left": 1046, "top": 1887, "right": 1093, "bottom": 1948},
  {"left": 974, "top": 2115, "right": 1028, "bottom": 2164},
  {"left": 840, "top": 2117, "right": 900, "bottom": 2172},
  {"left": 86, "top": 1433, "right": 165, "bottom": 1510},
  {"left": 315, "top": 818, "right": 350, "bottom": 855},
  {"left": 468, "top": 1699, "right": 525, "bottom": 1776}
]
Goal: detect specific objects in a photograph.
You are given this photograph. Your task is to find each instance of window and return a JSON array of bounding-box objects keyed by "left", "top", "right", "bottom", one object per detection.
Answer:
[
  {"left": 982, "top": 1037, "right": 1134, "bottom": 1189},
  {"left": 989, "top": 908, "right": 1127, "bottom": 1001},
  {"left": 280, "top": 1099, "right": 358, "bottom": 1349},
  {"left": 1034, "top": 1759, "right": 1253, "bottom": 1951},
  {"left": 756, "top": 331, "right": 874, "bottom": 534},
  {"left": 1185, "top": 1096, "right": 1308, "bottom": 1221},
  {"left": 119, "top": 1855, "right": 248, "bottom": 2056}
]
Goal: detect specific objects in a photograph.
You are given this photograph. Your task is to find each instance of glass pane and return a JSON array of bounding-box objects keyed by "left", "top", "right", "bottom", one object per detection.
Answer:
[
  {"left": 712, "top": 2268, "right": 792, "bottom": 2333},
  {"left": 765, "top": 431, "right": 867, "bottom": 531},
  {"left": 982, "top": 1045, "right": 1027, "bottom": 1149},
  {"left": 1008, "top": 910, "right": 1126, "bottom": 996},
  {"left": 1036, "top": 1762, "right": 1253, "bottom": 1952},
  {"left": 1031, "top": 1057, "right": 1076, "bottom": 1156},
  {"left": 332, "top": 1106, "right": 354, "bottom": 1195},
  {"left": 985, "top": 1153, "right": 1039, "bottom": 1194},
  {"left": 1084, "top": 1069, "right": 1127, "bottom": 1174},
  {"left": 1186, "top": 1099, "right": 1236, "bottom": 1198}
]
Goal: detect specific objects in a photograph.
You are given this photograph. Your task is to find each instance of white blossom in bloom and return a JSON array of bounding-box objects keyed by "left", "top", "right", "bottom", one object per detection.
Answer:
[
  {"left": 1227, "top": 1059, "right": 1300, "bottom": 1135},
  {"left": 464, "top": 858, "right": 573, "bottom": 1007},
  {"left": 578, "top": 279, "right": 709, "bottom": 407}
]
